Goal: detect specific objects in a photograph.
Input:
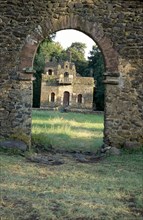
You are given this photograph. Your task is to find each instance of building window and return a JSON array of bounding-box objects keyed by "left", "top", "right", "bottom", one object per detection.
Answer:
[
  {"left": 78, "top": 94, "right": 82, "bottom": 104},
  {"left": 51, "top": 92, "right": 55, "bottom": 102},
  {"left": 64, "top": 72, "right": 69, "bottom": 78},
  {"left": 48, "top": 69, "right": 53, "bottom": 75}
]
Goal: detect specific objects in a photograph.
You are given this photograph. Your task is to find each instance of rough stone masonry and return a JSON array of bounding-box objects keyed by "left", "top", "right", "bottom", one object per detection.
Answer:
[{"left": 0, "top": 0, "right": 143, "bottom": 148}]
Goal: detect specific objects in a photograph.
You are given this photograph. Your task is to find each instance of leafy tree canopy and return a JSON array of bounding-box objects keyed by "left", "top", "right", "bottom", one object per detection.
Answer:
[
  {"left": 66, "top": 42, "right": 86, "bottom": 62},
  {"left": 65, "top": 42, "right": 87, "bottom": 75}
]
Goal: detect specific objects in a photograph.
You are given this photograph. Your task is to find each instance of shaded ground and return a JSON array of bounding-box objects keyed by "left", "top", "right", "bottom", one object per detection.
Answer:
[
  {"left": 26, "top": 146, "right": 106, "bottom": 165},
  {"left": 1, "top": 151, "right": 143, "bottom": 220}
]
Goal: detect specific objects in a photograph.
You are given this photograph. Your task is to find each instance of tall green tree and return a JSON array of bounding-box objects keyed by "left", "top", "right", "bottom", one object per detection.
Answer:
[
  {"left": 66, "top": 42, "right": 86, "bottom": 61},
  {"left": 88, "top": 46, "right": 105, "bottom": 110},
  {"left": 66, "top": 42, "right": 88, "bottom": 75},
  {"left": 40, "top": 40, "right": 65, "bottom": 62}
]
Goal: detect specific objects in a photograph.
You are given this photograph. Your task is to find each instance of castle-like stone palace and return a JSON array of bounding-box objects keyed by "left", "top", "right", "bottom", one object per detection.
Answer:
[{"left": 41, "top": 59, "right": 95, "bottom": 110}]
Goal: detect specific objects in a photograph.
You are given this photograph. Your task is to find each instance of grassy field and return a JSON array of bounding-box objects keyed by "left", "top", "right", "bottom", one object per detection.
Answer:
[
  {"left": 32, "top": 110, "right": 104, "bottom": 152},
  {"left": 1, "top": 152, "right": 143, "bottom": 219},
  {"left": 1, "top": 110, "right": 143, "bottom": 219}
]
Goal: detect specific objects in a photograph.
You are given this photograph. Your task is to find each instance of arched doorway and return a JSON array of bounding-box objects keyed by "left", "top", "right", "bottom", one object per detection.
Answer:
[
  {"left": 18, "top": 16, "right": 119, "bottom": 146},
  {"left": 16, "top": 14, "right": 121, "bottom": 147},
  {"left": 63, "top": 91, "right": 70, "bottom": 107}
]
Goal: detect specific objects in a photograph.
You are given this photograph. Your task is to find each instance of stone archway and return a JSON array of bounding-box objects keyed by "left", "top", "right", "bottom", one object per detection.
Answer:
[
  {"left": 1, "top": 4, "right": 142, "bottom": 149},
  {"left": 18, "top": 15, "right": 119, "bottom": 73},
  {"left": 17, "top": 14, "right": 120, "bottom": 148}
]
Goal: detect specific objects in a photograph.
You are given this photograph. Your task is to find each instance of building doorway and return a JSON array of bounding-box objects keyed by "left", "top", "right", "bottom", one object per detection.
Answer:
[{"left": 63, "top": 91, "right": 70, "bottom": 107}]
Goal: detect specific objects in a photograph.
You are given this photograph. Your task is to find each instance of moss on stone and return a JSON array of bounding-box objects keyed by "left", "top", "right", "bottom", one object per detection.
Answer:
[{"left": 10, "top": 132, "right": 31, "bottom": 149}]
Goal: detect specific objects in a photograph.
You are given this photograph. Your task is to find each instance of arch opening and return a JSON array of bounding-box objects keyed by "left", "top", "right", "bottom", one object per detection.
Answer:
[
  {"left": 51, "top": 92, "right": 55, "bottom": 102},
  {"left": 18, "top": 15, "right": 118, "bottom": 73},
  {"left": 48, "top": 69, "right": 53, "bottom": 75},
  {"left": 64, "top": 72, "right": 69, "bottom": 78},
  {"left": 63, "top": 91, "right": 70, "bottom": 107},
  {"left": 78, "top": 94, "right": 82, "bottom": 104},
  {"left": 18, "top": 14, "right": 119, "bottom": 148},
  {"left": 32, "top": 29, "right": 105, "bottom": 152}
]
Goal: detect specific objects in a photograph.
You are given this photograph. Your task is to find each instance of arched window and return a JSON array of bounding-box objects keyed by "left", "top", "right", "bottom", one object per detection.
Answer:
[
  {"left": 48, "top": 69, "right": 53, "bottom": 75},
  {"left": 51, "top": 92, "right": 55, "bottom": 102},
  {"left": 78, "top": 94, "right": 82, "bottom": 104},
  {"left": 64, "top": 72, "right": 69, "bottom": 78}
]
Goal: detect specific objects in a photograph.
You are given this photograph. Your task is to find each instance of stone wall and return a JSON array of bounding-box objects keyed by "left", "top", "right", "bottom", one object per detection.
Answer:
[
  {"left": 0, "top": 0, "right": 143, "bottom": 148},
  {"left": 73, "top": 77, "right": 94, "bottom": 109},
  {"left": 40, "top": 80, "right": 94, "bottom": 110},
  {"left": 41, "top": 83, "right": 60, "bottom": 108}
]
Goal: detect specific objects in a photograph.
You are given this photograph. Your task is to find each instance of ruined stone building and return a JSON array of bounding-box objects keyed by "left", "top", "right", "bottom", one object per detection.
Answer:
[{"left": 41, "top": 59, "right": 95, "bottom": 110}]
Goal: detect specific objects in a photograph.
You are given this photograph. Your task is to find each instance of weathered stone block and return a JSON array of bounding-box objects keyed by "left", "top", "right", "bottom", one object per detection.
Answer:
[
  {"left": 109, "top": 147, "right": 121, "bottom": 155},
  {"left": 0, "top": 140, "right": 27, "bottom": 151},
  {"left": 124, "top": 141, "right": 142, "bottom": 151}
]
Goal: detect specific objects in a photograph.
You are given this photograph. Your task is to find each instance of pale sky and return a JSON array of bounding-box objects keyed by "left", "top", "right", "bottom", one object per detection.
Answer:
[{"left": 53, "top": 29, "right": 95, "bottom": 59}]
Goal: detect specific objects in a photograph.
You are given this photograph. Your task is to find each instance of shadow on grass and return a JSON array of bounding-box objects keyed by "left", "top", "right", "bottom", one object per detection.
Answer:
[
  {"left": 32, "top": 131, "right": 103, "bottom": 152},
  {"left": 1, "top": 152, "right": 143, "bottom": 220},
  {"left": 32, "top": 110, "right": 104, "bottom": 152}
]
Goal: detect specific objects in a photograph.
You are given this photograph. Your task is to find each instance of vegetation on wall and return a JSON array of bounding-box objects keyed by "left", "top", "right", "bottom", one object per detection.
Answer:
[{"left": 33, "top": 36, "right": 105, "bottom": 110}]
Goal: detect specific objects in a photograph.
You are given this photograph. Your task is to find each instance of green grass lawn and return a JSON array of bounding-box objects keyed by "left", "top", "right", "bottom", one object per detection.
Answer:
[{"left": 32, "top": 110, "right": 104, "bottom": 152}]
